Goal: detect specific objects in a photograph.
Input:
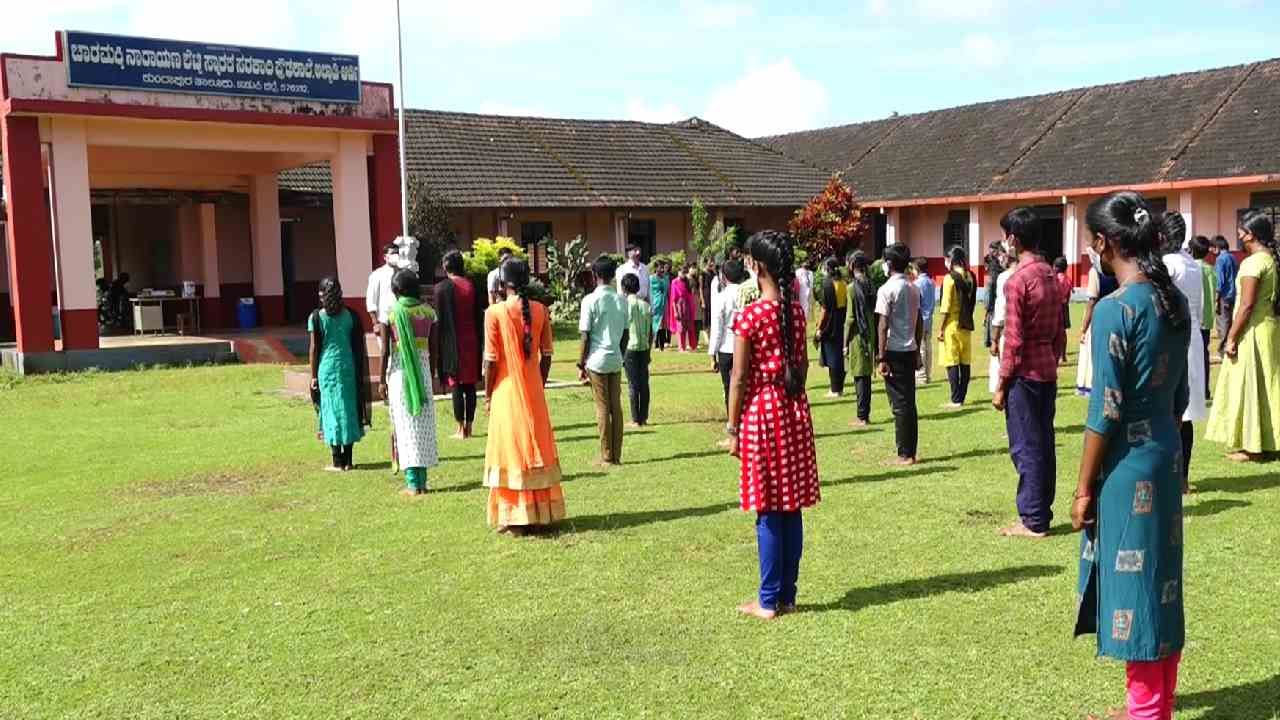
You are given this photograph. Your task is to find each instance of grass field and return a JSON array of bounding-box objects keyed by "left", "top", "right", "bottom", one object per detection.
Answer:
[{"left": 1, "top": 307, "right": 1277, "bottom": 719}]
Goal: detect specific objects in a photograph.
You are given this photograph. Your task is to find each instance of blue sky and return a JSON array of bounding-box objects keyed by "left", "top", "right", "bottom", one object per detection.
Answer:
[{"left": 4, "top": 1, "right": 1277, "bottom": 137}]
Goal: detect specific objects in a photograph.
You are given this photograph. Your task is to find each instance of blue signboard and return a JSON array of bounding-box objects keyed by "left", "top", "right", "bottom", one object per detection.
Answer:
[{"left": 63, "top": 31, "right": 361, "bottom": 104}]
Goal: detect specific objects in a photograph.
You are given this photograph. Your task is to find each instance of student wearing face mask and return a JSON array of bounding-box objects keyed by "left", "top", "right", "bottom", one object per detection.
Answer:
[
  {"left": 1071, "top": 191, "right": 1190, "bottom": 720},
  {"left": 1206, "top": 210, "right": 1280, "bottom": 462},
  {"left": 1076, "top": 245, "right": 1121, "bottom": 396},
  {"left": 993, "top": 207, "right": 1066, "bottom": 539}
]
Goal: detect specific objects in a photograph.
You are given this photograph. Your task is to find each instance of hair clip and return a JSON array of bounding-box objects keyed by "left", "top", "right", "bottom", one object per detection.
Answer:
[{"left": 1133, "top": 208, "right": 1149, "bottom": 224}]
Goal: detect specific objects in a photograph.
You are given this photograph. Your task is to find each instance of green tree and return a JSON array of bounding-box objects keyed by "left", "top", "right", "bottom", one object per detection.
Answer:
[
  {"left": 405, "top": 178, "right": 454, "bottom": 279},
  {"left": 690, "top": 198, "right": 710, "bottom": 257}
]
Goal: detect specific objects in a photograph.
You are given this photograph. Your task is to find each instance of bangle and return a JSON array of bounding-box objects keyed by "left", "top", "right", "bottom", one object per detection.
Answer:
[{"left": 725, "top": 424, "right": 739, "bottom": 437}]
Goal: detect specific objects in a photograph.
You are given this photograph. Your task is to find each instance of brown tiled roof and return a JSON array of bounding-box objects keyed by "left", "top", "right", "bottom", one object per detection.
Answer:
[
  {"left": 279, "top": 111, "right": 828, "bottom": 207},
  {"left": 761, "top": 58, "right": 1280, "bottom": 203}
]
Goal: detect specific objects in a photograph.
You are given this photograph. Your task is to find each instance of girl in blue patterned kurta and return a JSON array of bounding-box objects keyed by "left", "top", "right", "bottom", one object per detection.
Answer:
[{"left": 1072, "top": 192, "right": 1190, "bottom": 720}]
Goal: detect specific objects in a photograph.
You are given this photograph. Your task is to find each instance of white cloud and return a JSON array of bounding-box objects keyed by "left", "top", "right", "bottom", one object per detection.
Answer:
[
  {"left": 624, "top": 97, "right": 686, "bottom": 124},
  {"left": 680, "top": 0, "right": 756, "bottom": 28},
  {"left": 395, "top": 0, "right": 596, "bottom": 47},
  {"left": 867, "top": 0, "right": 1012, "bottom": 22},
  {"left": 702, "top": 58, "right": 829, "bottom": 137},
  {"left": 961, "top": 33, "right": 1008, "bottom": 69}
]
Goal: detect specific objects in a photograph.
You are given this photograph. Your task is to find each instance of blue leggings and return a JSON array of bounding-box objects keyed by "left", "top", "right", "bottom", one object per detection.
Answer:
[{"left": 756, "top": 511, "right": 804, "bottom": 610}]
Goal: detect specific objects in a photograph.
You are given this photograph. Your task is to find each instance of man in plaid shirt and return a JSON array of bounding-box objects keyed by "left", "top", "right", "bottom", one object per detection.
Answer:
[{"left": 992, "top": 207, "right": 1067, "bottom": 539}]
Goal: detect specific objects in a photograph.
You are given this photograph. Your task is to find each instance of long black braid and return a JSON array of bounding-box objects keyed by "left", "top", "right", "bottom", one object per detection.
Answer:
[
  {"left": 1239, "top": 209, "right": 1280, "bottom": 316},
  {"left": 1086, "top": 191, "right": 1189, "bottom": 329},
  {"left": 746, "top": 230, "right": 803, "bottom": 397},
  {"left": 501, "top": 258, "right": 534, "bottom": 357},
  {"left": 318, "top": 276, "right": 343, "bottom": 315}
]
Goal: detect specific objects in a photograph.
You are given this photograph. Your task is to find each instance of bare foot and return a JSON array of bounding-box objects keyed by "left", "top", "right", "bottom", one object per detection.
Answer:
[
  {"left": 592, "top": 459, "right": 613, "bottom": 469},
  {"left": 717, "top": 437, "right": 734, "bottom": 450},
  {"left": 849, "top": 418, "right": 869, "bottom": 428},
  {"left": 323, "top": 466, "right": 344, "bottom": 473},
  {"left": 1226, "top": 451, "right": 1261, "bottom": 462},
  {"left": 890, "top": 456, "right": 917, "bottom": 466},
  {"left": 941, "top": 401, "right": 963, "bottom": 409},
  {"left": 626, "top": 422, "right": 642, "bottom": 430},
  {"left": 450, "top": 432, "right": 466, "bottom": 440},
  {"left": 398, "top": 488, "right": 421, "bottom": 498},
  {"left": 777, "top": 603, "right": 797, "bottom": 615},
  {"left": 736, "top": 600, "right": 777, "bottom": 620},
  {"left": 999, "top": 522, "right": 1047, "bottom": 539},
  {"left": 344, "top": 465, "right": 355, "bottom": 472}
]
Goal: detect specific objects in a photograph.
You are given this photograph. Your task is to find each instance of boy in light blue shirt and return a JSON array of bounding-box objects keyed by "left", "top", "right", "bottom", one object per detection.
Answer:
[{"left": 578, "top": 255, "right": 630, "bottom": 465}]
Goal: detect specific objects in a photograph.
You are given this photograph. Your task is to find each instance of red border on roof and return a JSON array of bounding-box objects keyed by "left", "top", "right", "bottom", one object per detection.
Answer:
[
  {"left": 871, "top": 174, "right": 1280, "bottom": 208},
  {"left": 5, "top": 98, "right": 398, "bottom": 132}
]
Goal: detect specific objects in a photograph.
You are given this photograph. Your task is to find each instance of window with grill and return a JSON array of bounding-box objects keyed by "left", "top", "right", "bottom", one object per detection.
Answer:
[
  {"left": 1245, "top": 192, "right": 1280, "bottom": 234},
  {"left": 942, "top": 210, "right": 968, "bottom": 255}
]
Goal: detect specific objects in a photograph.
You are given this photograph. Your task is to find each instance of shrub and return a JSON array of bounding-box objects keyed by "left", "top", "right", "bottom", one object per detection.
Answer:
[
  {"left": 543, "top": 235, "right": 590, "bottom": 322},
  {"left": 789, "top": 174, "right": 870, "bottom": 260},
  {"left": 464, "top": 237, "right": 525, "bottom": 277}
]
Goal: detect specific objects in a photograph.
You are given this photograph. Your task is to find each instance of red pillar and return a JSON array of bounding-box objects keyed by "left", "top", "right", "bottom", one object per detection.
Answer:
[
  {"left": 2, "top": 115, "right": 55, "bottom": 353},
  {"left": 369, "top": 133, "right": 403, "bottom": 268}
]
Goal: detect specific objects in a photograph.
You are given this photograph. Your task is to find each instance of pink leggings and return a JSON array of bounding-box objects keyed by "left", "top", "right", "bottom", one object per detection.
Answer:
[{"left": 1126, "top": 653, "right": 1181, "bottom": 720}]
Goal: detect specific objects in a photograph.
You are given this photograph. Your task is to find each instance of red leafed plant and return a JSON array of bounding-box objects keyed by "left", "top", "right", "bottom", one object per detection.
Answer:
[{"left": 788, "top": 174, "right": 870, "bottom": 260}]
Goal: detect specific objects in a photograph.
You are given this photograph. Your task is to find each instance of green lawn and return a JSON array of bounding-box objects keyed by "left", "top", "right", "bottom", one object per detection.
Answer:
[{"left": 1, "top": 308, "right": 1277, "bottom": 719}]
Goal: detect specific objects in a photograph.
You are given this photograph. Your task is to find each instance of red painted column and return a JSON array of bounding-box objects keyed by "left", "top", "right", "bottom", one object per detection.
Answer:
[
  {"left": 2, "top": 115, "right": 56, "bottom": 353},
  {"left": 370, "top": 133, "right": 403, "bottom": 267}
]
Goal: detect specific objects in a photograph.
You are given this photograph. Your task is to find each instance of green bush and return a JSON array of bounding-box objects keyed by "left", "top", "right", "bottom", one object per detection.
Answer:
[{"left": 464, "top": 237, "right": 526, "bottom": 277}]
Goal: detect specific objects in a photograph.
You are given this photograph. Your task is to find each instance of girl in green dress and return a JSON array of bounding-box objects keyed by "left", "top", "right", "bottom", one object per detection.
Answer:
[
  {"left": 308, "top": 277, "right": 372, "bottom": 471},
  {"left": 1072, "top": 192, "right": 1190, "bottom": 720},
  {"left": 1205, "top": 210, "right": 1280, "bottom": 461}
]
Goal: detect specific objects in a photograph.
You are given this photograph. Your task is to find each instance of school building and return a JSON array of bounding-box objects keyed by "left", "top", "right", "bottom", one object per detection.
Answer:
[
  {"left": 5, "top": 29, "right": 1280, "bottom": 373},
  {"left": 762, "top": 57, "right": 1280, "bottom": 284}
]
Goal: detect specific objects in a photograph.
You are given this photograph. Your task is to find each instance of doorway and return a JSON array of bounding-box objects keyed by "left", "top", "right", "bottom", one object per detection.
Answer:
[
  {"left": 628, "top": 219, "right": 657, "bottom": 261},
  {"left": 280, "top": 220, "right": 298, "bottom": 323},
  {"left": 1032, "top": 205, "right": 1064, "bottom": 262}
]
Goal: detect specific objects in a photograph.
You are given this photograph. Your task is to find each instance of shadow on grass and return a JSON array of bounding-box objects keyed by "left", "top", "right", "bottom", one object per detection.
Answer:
[
  {"left": 805, "top": 564, "right": 1062, "bottom": 614},
  {"left": 918, "top": 406, "right": 990, "bottom": 421},
  {"left": 622, "top": 448, "right": 728, "bottom": 465},
  {"left": 559, "top": 501, "right": 736, "bottom": 534},
  {"left": 1195, "top": 472, "right": 1280, "bottom": 494},
  {"left": 823, "top": 464, "right": 957, "bottom": 488},
  {"left": 1184, "top": 498, "right": 1252, "bottom": 518},
  {"left": 1178, "top": 673, "right": 1280, "bottom": 720},
  {"left": 1058, "top": 423, "right": 1087, "bottom": 435},
  {"left": 921, "top": 447, "right": 1008, "bottom": 464}
]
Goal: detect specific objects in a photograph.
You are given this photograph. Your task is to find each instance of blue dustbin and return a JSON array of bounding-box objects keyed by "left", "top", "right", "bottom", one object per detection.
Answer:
[{"left": 237, "top": 298, "right": 259, "bottom": 330}]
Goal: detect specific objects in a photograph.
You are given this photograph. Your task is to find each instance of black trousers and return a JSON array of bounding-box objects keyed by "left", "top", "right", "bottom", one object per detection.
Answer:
[
  {"left": 853, "top": 375, "right": 872, "bottom": 422},
  {"left": 1180, "top": 420, "right": 1194, "bottom": 485},
  {"left": 451, "top": 382, "right": 477, "bottom": 425},
  {"left": 330, "top": 444, "right": 353, "bottom": 468},
  {"left": 624, "top": 350, "right": 651, "bottom": 425},
  {"left": 882, "top": 351, "right": 919, "bottom": 458},
  {"left": 1200, "top": 329, "right": 1211, "bottom": 401},
  {"left": 655, "top": 329, "right": 670, "bottom": 351},
  {"left": 946, "top": 364, "right": 972, "bottom": 404},
  {"left": 717, "top": 351, "right": 734, "bottom": 407}
]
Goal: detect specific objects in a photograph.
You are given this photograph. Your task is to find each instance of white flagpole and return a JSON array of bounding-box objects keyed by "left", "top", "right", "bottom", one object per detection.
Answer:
[{"left": 395, "top": 0, "right": 409, "bottom": 235}]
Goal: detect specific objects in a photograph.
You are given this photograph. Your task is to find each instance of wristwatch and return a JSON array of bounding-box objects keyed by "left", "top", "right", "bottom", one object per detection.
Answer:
[{"left": 725, "top": 423, "right": 739, "bottom": 437}]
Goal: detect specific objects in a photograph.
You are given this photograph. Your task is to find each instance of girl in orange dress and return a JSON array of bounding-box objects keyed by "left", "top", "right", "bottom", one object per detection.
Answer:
[{"left": 482, "top": 258, "right": 565, "bottom": 534}]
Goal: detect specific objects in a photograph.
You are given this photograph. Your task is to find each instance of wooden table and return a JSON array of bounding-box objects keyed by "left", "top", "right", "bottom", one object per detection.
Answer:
[{"left": 130, "top": 296, "right": 201, "bottom": 335}]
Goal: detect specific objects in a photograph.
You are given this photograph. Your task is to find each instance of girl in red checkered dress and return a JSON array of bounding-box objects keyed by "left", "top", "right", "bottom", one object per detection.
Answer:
[{"left": 727, "top": 230, "right": 820, "bottom": 620}]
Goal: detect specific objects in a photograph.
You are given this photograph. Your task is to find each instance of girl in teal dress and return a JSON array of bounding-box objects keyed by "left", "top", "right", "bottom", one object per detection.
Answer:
[
  {"left": 649, "top": 260, "right": 671, "bottom": 350},
  {"left": 308, "top": 277, "right": 372, "bottom": 471},
  {"left": 1072, "top": 192, "right": 1190, "bottom": 720}
]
